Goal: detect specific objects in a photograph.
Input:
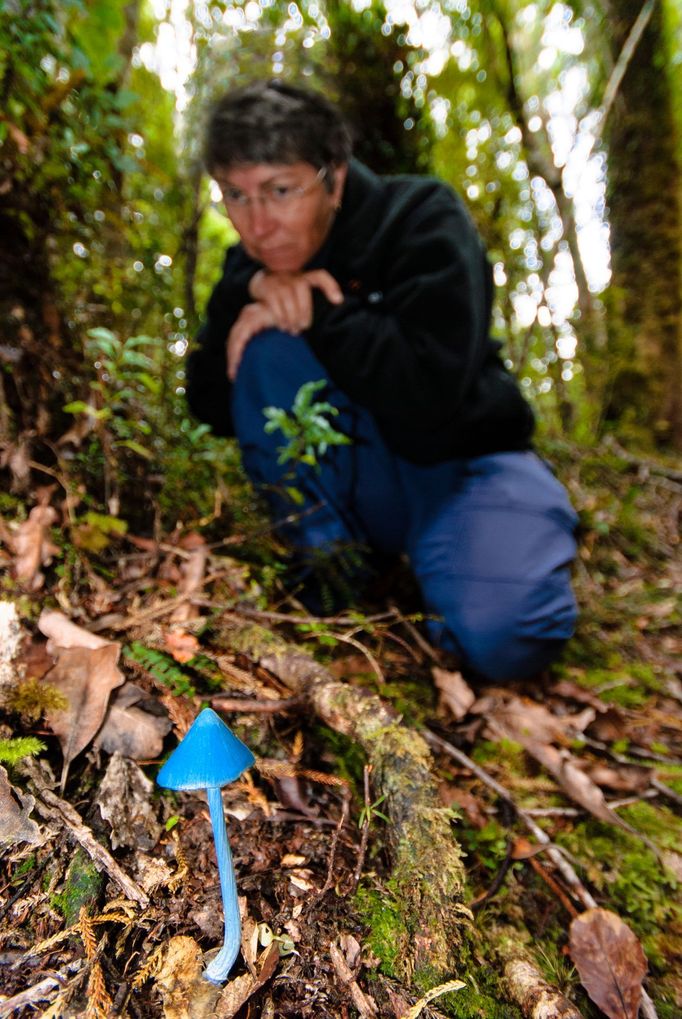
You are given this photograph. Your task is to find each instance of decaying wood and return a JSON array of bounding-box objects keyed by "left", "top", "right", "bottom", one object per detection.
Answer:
[
  {"left": 0, "top": 976, "right": 61, "bottom": 1017},
  {"left": 19, "top": 759, "right": 149, "bottom": 907},
  {"left": 495, "top": 929, "right": 584, "bottom": 1019},
  {"left": 222, "top": 618, "right": 473, "bottom": 986},
  {"left": 329, "top": 941, "right": 379, "bottom": 1017}
]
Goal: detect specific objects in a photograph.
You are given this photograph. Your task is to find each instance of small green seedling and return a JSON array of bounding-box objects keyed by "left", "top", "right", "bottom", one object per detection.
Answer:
[
  {"left": 263, "top": 379, "right": 351, "bottom": 469},
  {"left": 359, "top": 793, "right": 389, "bottom": 829}
]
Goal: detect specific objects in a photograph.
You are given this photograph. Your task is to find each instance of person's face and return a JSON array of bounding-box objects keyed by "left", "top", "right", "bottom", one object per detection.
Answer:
[{"left": 213, "top": 161, "right": 347, "bottom": 273}]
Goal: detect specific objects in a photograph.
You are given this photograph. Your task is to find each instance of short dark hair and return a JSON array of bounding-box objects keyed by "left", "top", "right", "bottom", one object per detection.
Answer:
[{"left": 204, "top": 80, "right": 353, "bottom": 178}]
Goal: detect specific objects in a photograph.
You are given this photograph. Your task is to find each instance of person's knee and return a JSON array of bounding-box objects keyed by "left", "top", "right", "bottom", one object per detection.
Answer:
[
  {"left": 432, "top": 570, "right": 577, "bottom": 682},
  {"left": 237, "top": 328, "right": 301, "bottom": 380}
]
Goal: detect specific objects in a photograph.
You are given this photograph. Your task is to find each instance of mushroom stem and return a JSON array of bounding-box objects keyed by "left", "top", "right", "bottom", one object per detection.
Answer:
[{"left": 203, "top": 786, "right": 242, "bottom": 984}]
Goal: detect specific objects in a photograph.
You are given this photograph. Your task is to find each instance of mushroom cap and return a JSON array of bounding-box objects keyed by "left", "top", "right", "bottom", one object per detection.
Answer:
[{"left": 157, "top": 708, "right": 255, "bottom": 791}]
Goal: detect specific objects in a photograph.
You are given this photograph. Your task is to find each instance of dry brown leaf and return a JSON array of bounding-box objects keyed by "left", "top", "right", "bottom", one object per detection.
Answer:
[
  {"left": 586, "top": 706, "right": 627, "bottom": 743},
  {"left": 43, "top": 643, "right": 124, "bottom": 783},
  {"left": 13, "top": 505, "right": 59, "bottom": 590},
  {"left": 510, "top": 837, "right": 548, "bottom": 861},
  {"left": 154, "top": 936, "right": 220, "bottom": 1019},
  {"left": 164, "top": 630, "right": 200, "bottom": 664},
  {"left": 569, "top": 908, "right": 647, "bottom": 1019},
  {"left": 587, "top": 764, "right": 650, "bottom": 794},
  {"left": 525, "top": 741, "right": 620, "bottom": 824},
  {"left": 552, "top": 678, "right": 611, "bottom": 712},
  {"left": 0, "top": 765, "right": 42, "bottom": 845},
  {"left": 170, "top": 539, "right": 208, "bottom": 624},
  {"left": 432, "top": 667, "right": 475, "bottom": 721},
  {"left": 478, "top": 692, "right": 594, "bottom": 745},
  {"left": 94, "top": 682, "right": 171, "bottom": 760},
  {"left": 95, "top": 752, "right": 163, "bottom": 850},
  {"left": 38, "top": 609, "right": 111, "bottom": 651},
  {"left": 213, "top": 944, "right": 279, "bottom": 1019}
]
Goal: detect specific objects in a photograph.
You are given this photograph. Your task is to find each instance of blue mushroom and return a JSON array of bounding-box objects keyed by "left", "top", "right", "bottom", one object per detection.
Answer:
[{"left": 157, "top": 708, "right": 255, "bottom": 983}]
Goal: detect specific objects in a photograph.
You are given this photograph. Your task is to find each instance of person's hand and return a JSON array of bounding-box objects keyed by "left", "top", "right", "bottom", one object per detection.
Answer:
[
  {"left": 248, "top": 269, "right": 343, "bottom": 334},
  {"left": 226, "top": 302, "right": 277, "bottom": 381}
]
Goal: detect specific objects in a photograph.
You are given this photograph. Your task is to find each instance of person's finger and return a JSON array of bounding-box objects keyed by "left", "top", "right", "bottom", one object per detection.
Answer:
[
  {"left": 226, "top": 329, "right": 249, "bottom": 381},
  {"left": 304, "top": 269, "right": 344, "bottom": 305}
]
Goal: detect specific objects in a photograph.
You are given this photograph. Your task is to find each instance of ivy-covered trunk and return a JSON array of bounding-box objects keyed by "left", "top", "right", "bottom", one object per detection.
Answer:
[{"left": 603, "top": 0, "right": 682, "bottom": 450}]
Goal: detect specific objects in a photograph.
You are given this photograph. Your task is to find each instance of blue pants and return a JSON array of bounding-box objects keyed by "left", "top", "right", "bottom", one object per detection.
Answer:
[{"left": 233, "top": 331, "right": 578, "bottom": 682}]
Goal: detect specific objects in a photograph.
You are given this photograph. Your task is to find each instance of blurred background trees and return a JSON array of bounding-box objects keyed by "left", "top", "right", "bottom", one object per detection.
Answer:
[{"left": 1, "top": 0, "right": 680, "bottom": 523}]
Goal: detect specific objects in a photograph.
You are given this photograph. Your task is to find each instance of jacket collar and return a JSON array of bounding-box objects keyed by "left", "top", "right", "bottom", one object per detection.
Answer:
[{"left": 307, "top": 159, "right": 383, "bottom": 269}]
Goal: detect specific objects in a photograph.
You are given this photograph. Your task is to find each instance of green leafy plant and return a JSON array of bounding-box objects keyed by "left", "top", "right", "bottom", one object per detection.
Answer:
[
  {"left": 124, "top": 642, "right": 196, "bottom": 697},
  {"left": 358, "top": 792, "right": 389, "bottom": 828},
  {"left": 64, "top": 327, "right": 159, "bottom": 460},
  {"left": 263, "top": 379, "right": 351, "bottom": 468}
]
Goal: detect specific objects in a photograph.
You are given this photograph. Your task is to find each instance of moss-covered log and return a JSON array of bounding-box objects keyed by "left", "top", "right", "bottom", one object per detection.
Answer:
[{"left": 224, "top": 618, "right": 472, "bottom": 989}]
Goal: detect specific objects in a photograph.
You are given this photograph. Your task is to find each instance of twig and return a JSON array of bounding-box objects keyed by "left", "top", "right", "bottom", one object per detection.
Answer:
[
  {"left": 388, "top": 601, "right": 441, "bottom": 663},
  {"left": 351, "top": 765, "right": 372, "bottom": 893},
  {"left": 425, "top": 730, "right": 598, "bottom": 910},
  {"left": 234, "top": 605, "right": 397, "bottom": 627},
  {"left": 20, "top": 761, "right": 149, "bottom": 907},
  {"left": 651, "top": 777, "right": 682, "bottom": 807},
  {"left": 640, "top": 987, "right": 660, "bottom": 1019},
  {"left": 524, "top": 788, "right": 659, "bottom": 816},
  {"left": 318, "top": 792, "right": 351, "bottom": 898},
  {"left": 0, "top": 976, "right": 61, "bottom": 1017},
  {"left": 207, "top": 501, "right": 324, "bottom": 549},
  {"left": 334, "top": 631, "right": 385, "bottom": 685},
  {"left": 210, "top": 694, "right": 304, "bottom": 713},
  {"left": 329, "top": 941, "right": 378, "bottom": 1017},
  {"left": 528, "top": 856, "right": 579, "bottom": 918},
  {"left": 96, "top": 593, "right": 197, "bottom": 631},
  {"left": 600, "top": 0, "right": 657, "bottom": 137}
]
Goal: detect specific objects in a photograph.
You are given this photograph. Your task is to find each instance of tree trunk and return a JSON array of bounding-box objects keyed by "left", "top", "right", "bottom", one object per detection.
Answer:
[{"left": 603, "top": 0, "right": 682, "bottom": 450}]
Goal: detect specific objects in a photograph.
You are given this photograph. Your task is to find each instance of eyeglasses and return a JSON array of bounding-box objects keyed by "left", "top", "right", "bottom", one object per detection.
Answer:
[{"left": 218, "top": 166, "right": 328, "bottom": 213}]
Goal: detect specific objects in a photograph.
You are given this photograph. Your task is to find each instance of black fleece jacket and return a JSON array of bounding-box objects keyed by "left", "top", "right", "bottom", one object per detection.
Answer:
[{"left": 186, "top": 160, "right": 534, "bottom": 464}]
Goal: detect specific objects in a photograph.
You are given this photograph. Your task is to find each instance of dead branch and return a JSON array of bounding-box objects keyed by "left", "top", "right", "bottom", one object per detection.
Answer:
[
  {"left": 0, "top": 976, "right": 61, "bottom": 1017},
  {"left": 495, "top": 930, "right": 584, "bottom": 1019},
  {"left": 221, "top": 617, "right": 473, "bottom": 986},
  {"left": 19, "top": 759, "right": 149, "bottom": 907}
]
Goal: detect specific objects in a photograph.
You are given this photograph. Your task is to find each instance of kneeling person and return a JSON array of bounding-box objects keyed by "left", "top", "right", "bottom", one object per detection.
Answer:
[{"left": 186, "top": 80, "right": 578, "bottom": 682}]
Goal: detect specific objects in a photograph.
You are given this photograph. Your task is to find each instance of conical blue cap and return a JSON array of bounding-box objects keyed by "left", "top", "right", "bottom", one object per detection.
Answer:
[{"left": 157, "top": 708, "right": 255, "bottom": 791}]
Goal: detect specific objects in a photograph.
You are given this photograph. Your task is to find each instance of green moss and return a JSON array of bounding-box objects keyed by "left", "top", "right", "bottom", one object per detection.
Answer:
[
  {"left": 472, "top": 738, "right": 526, "bottom": 771},
  {"left": 441, "top": 980, "right": 523, "bottom": 1019},
  {"left": 51, "top": 848, "right": 103, "bottom": 925},
  {"left": 458, "top": 820, "right": 509, "bottom": 874},
  {"left": 355, "top": 881, "right": 408, "bottom": 979},
  {"left": 556, "top": 808, "right": 681, "bottom": 937},
  {"left": 12, "top": 854, "right": 37, "bottom": 883},
  {"left": 375, "top": 677, "right": 436, "bottom": 726}
]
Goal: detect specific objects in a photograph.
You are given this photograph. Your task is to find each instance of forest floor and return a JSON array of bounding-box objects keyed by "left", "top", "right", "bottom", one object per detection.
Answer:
[{"left": 0, "top": 437, "right": 680, "bottom": 1019}]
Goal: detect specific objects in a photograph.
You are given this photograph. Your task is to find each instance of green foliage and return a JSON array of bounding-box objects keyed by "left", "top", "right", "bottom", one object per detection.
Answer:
[
  {"left": 458, "top": 819, "right": 509, "bottom": 873},
  {"left": 124, "top": 642, "right": 196, "bottom": 697},
  {"left": 0, "top": 736, "right": 46, "bottom": 765},
  {"left": 71, "top": 511, "right": 128, "bottom": 553},
  {"left": 263, "top": 379, "right": 352, "bottom": 469},
  {"left": 358, "top": 793, "right": 389, "bottom": 829},
  {"left": 6, "top": 679, "right": 68, "bottom": 722},
  {"left": 64, "top": 327, "right": 158, "bottom": 459}
]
